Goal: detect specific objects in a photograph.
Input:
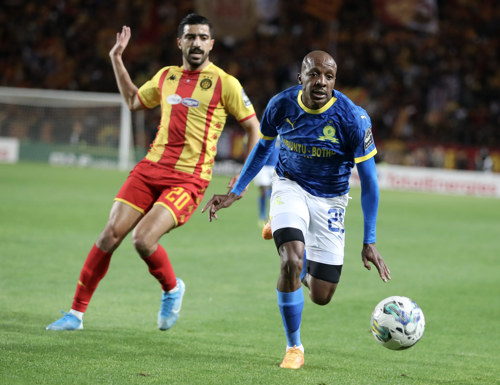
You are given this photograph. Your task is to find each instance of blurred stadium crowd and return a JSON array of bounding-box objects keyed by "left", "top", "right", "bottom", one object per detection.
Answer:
[{"left": 1, "top": 0, "right": 499, "bottom": 171}]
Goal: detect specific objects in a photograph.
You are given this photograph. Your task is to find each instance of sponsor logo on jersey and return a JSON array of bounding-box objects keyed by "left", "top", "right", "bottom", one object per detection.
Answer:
[
  {"left": 318, "top": 125, "right": 339, "bottom": 143},
  {"left": 241, "top": 89, "right": 252, "bottom": 107},
  {"left": 282, "top": 137, "right": 336, "bottom": 158},
  {"left": 364, "top": 128, "right": 374, "bottom": 150},
  {"left": 166, "top": 94, "right": 200, "bottom": 107},
  {"left": 166, "top": 94, "right": 182, "bottom": 105},
  {"left": 181, "top": 98, "right": 200, "bottom": 107}
]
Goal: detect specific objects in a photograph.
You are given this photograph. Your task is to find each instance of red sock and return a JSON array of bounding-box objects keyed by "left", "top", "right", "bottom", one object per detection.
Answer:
[
  {"left": 143, "top": 244, "right": 177, "bottom": 292},
  {"left": 72, "top": 244, "right": 112, "bottom": 312}
]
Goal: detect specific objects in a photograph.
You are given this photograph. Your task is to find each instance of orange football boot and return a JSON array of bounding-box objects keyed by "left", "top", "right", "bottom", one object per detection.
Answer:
[
  {"left": 279, "top": 346, "right": 304, "bottom": 369},
  {"left": 262, "top": 220, "right": 272, "bottom": 240}
]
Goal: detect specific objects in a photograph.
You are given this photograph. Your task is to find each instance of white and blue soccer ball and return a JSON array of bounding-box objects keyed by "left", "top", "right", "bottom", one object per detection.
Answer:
[{"left": 370, "top": 296, "right": 425, "bottom": 350}]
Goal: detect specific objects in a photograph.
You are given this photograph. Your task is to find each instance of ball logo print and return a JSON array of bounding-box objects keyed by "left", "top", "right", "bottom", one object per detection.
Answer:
[{"left": 370, "top": 296, "right": 425, "bottom": 350}]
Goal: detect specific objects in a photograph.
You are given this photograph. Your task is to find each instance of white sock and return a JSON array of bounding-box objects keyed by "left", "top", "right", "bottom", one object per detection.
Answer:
[
  {"left": 167, "top": 283, "right": 179, "bottom": 294},
  {"left": 69, "top": 309, "right": 84, "bottom": 320},
  {"left": 286, "top": 344, "right": 304, "bottom": 353}
]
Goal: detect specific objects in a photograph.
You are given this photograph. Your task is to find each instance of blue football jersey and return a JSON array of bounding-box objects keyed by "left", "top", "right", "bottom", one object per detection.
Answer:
[
  {"left": 260, "top": 85, "right": 377, "bottom": 197},
  {"left": 265, "top": 136, "right": 280, "bottom": 167}
]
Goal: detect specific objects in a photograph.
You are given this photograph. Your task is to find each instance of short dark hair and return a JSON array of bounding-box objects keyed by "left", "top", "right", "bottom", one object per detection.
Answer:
[{"left": 177, "top": 13, "right": 214, "bottom": 38}]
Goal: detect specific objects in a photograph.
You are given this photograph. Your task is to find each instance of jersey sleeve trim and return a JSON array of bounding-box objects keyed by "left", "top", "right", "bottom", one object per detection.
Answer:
[
  {"left": 136, "top": 91, "right": 149, "bottom": 109},
  {"left": 354, "top": 148, "right": 377, "bottom": 164},
  {"left": 238, "top": 112, "right": 257, "bottom": 123},
  {"left": 259, "top": 131, "right": 277, "bottom": 141}
]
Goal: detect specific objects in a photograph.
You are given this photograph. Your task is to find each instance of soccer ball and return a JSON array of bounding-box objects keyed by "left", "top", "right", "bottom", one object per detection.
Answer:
[{"left": 370, "top": 296, "right": 425, "bottom": 350}]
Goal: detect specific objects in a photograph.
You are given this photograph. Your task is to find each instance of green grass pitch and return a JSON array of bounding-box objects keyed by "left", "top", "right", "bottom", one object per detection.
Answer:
[{"left": 1, "top": 162, "right": 499, "bottom": 385}]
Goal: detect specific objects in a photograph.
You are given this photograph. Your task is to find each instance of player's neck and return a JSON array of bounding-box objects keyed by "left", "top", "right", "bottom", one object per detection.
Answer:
[{"left": 183, "top": 60, "right": 211, "bottom": 72}]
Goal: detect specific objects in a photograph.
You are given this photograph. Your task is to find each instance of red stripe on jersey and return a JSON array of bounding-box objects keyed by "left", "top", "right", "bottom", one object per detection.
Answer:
[
  {"left": 239, "top": 112, "right": 256, "bottom": 123},
  {"left": 161, "top": 71, "right": 201, "bottom": 169},
  {"left": 137, "top": 68, "right": 169, "bottom": 109},
  {"left": 158, "top": 68, "right": 170, "bottom": 94},
  {"left": 137, "top": 91, "right": 148, "bottom": 109},
  {"left": 192, "top": 77, "right": 222, "bottom": 178}
]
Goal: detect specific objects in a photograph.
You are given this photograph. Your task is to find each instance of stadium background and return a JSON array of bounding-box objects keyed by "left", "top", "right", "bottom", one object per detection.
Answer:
[
  {"left": 1, "top": 0, "right": 499, "bottom": 171},
  {"left": 1, "top": 3, "right": 499, "bottom": 383}
]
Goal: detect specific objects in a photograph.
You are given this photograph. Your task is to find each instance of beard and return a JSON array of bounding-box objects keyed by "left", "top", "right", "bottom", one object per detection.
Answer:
[{"left": 185, "top": 49, "right": 209, "bottom": 69}]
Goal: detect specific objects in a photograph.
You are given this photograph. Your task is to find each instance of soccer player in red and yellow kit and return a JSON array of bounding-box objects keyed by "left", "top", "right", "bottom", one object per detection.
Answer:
[{"left": 46, "top": 14, "right": 260, "bottom": 331}]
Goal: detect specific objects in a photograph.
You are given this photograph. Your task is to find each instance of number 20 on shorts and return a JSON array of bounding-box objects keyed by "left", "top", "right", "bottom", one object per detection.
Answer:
[{"left": 165, "top": 187, "right": 191, "bottom": 210}]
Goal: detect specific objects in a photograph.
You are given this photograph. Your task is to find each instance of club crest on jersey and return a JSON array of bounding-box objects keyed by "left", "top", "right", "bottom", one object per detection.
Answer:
[
  {"left": 318, "top": 125, "right": 339, "bottom": 143},
  {"left": 200, "top": 78, "right": 212, "bottom": 89},
  {"left": 364, "top": 128, "right": 374, "bottom": 150}
]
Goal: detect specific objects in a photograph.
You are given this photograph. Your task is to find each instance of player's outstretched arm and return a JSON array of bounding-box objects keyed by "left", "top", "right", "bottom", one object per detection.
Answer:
[
  {"left": 226, "top": 116, "right": 261, "bottom": 197},
  {"left": 201, "top": 192, "right": 240, "bottom": 222},
  {"left": 110, "top": 25, "right": 131, "bottom": 58},
  {"left": 109, "top": 26, "right": 142, "bottom": 111},
  {"left": 226, "top": 173, "right": 249, "bottom": 197},
  {"left": 361, "top": 243, "right": 391, "bottom": 282},
  {"left": 203, "top": 137, "right": 275, "bottom": 221}
]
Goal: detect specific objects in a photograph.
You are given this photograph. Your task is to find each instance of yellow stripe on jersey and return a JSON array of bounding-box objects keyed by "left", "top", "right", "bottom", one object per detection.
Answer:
[
  {"left": 176, "top": 79, "right": 214, "bottom": 176},
  {"left": 148, "top": 100, "right": 174, "bottom": 163},
  {"left": 259, "top": 131, "right": 277, "bottom": 141},
  {"left": 354, "top": 148, "right": 377, "bottom": 163}
]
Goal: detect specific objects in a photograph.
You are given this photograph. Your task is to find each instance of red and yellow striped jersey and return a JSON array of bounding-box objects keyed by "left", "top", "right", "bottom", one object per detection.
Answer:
[{"left": 137, "top": 63, "right": 256, "bottom": 181}]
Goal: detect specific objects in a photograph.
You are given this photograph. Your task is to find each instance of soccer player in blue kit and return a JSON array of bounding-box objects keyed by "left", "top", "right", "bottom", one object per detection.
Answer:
[
  {"left": 202, "top": 50, "right": 391, "bottom": 369},
  {"left": 254, "top": 138, "right": 280, "bottom": 227}
]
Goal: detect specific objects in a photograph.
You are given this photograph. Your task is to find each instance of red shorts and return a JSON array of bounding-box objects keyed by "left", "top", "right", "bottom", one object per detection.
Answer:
[{"left": 115, "top": 159, "right": 209, "bottom": 227}]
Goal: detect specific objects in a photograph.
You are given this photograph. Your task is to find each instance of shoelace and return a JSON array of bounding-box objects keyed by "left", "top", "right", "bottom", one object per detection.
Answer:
[{"left": 283, "top": 348, "right": 303, "bottom": 362}]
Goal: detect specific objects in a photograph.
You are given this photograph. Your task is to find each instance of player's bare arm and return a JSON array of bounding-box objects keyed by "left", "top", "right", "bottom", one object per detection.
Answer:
[
  {"left": 201, "top": 192, "right": 240, "bottom": 222},
  {"left": 109, "top": 26, "right": 142, "bottom": 111},
  {"left": 226, "top": 115, "right": 261, "bottom": 194},
  {"left": 240, "top": 115, "right": 261, "bottom": 157},
  {"left": 361, "top": 243, "right": 391, "bottom": 282}
]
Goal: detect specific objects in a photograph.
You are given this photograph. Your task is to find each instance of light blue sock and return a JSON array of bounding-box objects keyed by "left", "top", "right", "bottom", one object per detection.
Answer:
[{"left": 277, "top": 287, "right": 304, "bottom": 348}]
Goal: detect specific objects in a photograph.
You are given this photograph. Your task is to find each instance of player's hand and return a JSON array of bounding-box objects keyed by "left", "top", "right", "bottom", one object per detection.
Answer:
[
  {"left": 201, "top": 192, "right": 240, "bottom": 222},
  {"left": 227, "top": 174, "right": 249, "bottom": 197},
  {"left": 361, "top": 243, "right": 391, "bottom": 282},
  {"left": 110, "top": 26, "right": 131, "bottom": 58}
]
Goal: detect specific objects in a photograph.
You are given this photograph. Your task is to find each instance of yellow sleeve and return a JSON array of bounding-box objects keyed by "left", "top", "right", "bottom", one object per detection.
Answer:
[
  {"left": 220, "top": 73, "right": 256, "bottom": 122},
  {"left": 137, "top": 67, "right": 170, "bottom": 109}
]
